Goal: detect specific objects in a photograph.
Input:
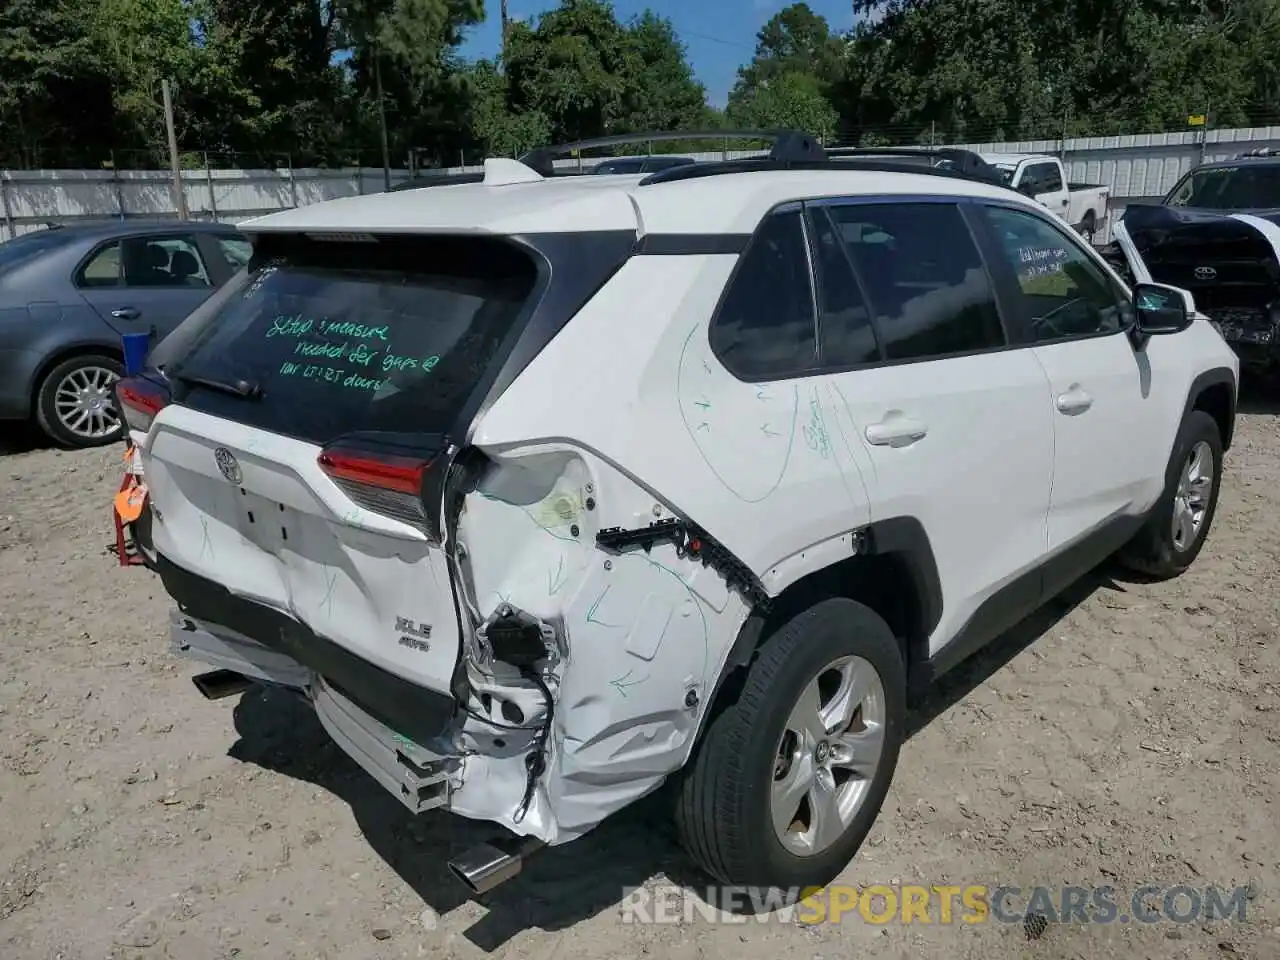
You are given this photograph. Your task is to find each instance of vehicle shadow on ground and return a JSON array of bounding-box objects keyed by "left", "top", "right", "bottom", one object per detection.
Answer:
[
  {"left": 0, "top": 424, "right": 46, "bottom": 456},
  {"left": 225, "top": 567, "right": 1115, "bottom": 947},
  {"left": 1238, "top": 375, "right": 1280, "bottom": 416}
]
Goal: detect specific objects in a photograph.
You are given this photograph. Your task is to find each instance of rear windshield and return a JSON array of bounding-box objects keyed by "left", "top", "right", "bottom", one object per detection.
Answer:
[
  {"left": 166, "top": 233, "right": 541, "bottom": 443},
  {"left": 1166, "top": 164, "right": 1280, "bottom": 209}
]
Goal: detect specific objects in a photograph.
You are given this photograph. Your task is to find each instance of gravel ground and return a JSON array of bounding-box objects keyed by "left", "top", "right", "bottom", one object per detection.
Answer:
[{"left": 1, "top": 393, "right": 1278, "bottom": 960}]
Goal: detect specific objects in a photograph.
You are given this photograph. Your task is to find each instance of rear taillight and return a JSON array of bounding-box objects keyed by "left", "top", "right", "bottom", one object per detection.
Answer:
[
  {"left": 318, "top": 444, "right": 436, "bottom": 533},
  {"left": 115, "top": 376, "right": 170, "bottom": 433}
]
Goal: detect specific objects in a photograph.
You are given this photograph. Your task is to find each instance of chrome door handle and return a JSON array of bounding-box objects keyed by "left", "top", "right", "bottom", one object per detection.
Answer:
[
  {"left": 865, "top": 417, "right": 928, "bottom": 446},
  {"left": 1056, "top": 386, "right": 1094, "bottom": 414},
  {"left": 111, "top": 307, "right": 141, "bottom": 320}
]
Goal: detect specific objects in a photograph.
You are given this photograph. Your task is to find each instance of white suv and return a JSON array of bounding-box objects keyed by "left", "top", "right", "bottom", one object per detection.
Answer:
[{"left": 115, "top": 133, "right": 1238, "bottom": 895}]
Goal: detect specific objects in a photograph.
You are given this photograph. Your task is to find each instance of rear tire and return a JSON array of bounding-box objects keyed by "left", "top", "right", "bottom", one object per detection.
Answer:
[
  {"left": 673, "top": 597, "right": 905, "bottom": 889},
  {"left": 35, "top": 354, "right": 124, "bottom": 449},
  {"left": 1117, "top": 410, "right": 1223, "bottom": 579}
]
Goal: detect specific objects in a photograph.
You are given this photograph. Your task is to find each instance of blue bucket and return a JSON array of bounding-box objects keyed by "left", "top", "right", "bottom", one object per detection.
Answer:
[{"left": 121, "top": 331, "right": 151, "bottom": 376}]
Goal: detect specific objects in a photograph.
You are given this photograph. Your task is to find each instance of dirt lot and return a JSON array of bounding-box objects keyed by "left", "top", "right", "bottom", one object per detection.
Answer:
[{"left": 1, "top": 395, "right": 1279, "bottom": 960}]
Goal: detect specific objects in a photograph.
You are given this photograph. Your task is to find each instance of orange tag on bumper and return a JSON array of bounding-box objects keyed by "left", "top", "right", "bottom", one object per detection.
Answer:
[{"left": 114, "top": 482, "right": 148, "bottom": 523}]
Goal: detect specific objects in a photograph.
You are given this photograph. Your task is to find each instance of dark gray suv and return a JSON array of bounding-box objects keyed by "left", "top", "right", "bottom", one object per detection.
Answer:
[{"left": 0, "top": 219, "right": 250, "bottom": 447}]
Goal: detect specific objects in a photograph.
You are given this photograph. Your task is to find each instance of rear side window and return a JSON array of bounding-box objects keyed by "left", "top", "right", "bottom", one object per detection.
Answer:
[
  {"left": 167, "top": 234, "right": 540, "bottom": 444},
  {"left": 709, "top": 208, "right": 818, "bottom": 380},
  {"left": 1024, "top": 162, "right": 1063, "bottom": 192},
  {"left": 823, "top": 202, "right": 1006, "bottom": 362}
]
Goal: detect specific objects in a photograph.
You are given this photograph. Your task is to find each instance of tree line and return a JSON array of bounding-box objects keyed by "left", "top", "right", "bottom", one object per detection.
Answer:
[{"left": 3, "top": 0, "right": 1280, "bottom": 170}]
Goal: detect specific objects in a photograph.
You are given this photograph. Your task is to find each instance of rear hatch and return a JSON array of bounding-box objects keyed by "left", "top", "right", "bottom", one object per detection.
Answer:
[{"left": 140, "top": 232, "right": 541, "bottom": 702}]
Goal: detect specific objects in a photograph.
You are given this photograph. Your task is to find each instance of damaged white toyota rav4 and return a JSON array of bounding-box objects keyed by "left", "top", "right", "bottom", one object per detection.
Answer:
[{"left": 115, "top": 132, "right": 1238, "bottom": 894}]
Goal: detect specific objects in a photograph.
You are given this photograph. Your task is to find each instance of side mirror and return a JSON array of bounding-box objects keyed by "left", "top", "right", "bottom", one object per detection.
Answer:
[
  {"left": 1133, "top": 282, "right": 1193, "bottom": 335},
  {"left": 1017, "top": 181, "right": 1038, "bottom": 196}
]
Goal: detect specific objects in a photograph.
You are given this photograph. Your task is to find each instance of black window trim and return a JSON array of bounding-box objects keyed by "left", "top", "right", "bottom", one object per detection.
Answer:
[{"left": 969, "top": 197, "right": 1136, "bottom": 348}]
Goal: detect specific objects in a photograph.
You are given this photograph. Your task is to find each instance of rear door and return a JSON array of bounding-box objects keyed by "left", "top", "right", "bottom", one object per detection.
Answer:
[
  {"left": 140, "top": 232, "right": 541, "bottom": 697},
  {"left": 77, "top": 232, "right": 219, "bottom": 340},
  {"left": 808, "top": 198, "right": 1056, "bottom": 653}
]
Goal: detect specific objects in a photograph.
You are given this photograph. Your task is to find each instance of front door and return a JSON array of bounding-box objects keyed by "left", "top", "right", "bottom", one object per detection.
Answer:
[{"left": 972, "top": 201, "right": 1167, "bottom": 567}]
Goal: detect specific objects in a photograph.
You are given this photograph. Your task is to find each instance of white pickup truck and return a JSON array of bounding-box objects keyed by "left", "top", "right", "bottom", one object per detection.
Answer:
[{"left": 981, "top": 153, "right": 1111, "bottom": 243}]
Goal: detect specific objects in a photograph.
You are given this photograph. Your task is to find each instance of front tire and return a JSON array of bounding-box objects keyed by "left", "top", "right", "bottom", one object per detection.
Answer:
[
  {"left": 1118, "top": 410, "right": 1223, "bottom": 579},
  {"left": 673, "top": 597, "right": 905, "bottom": 889},
  {"left": 1078, "top": 211, "right": 1097, "bottom": 245},
  {"left": 35, "top": 354, "right": 124, "bottom": 448}
]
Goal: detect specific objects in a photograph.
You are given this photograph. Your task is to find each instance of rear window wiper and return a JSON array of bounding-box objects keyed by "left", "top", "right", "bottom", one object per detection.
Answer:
[{"left": 175, "top": 372, "right": 264, "bottom": 400}]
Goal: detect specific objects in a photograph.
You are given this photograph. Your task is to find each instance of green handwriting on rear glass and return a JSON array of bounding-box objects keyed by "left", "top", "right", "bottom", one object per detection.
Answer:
[
  {"left": 265, "top": 315, "right": 390, "bottom": 341},
  {"left": 277, "top": 361, "right": 385, "bottom": 391}
]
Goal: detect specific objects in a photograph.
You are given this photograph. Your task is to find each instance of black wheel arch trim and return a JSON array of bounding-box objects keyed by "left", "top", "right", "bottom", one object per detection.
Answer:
[
  {"left": 1182, "top": 366, "right": 1238, "bottom": 451},
  {"left": 703, "top": 515, "right": 943, "bottom": 717}
]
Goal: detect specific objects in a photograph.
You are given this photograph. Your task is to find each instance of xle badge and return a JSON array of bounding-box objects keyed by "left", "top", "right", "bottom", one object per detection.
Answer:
[{"left": 396, "top": 616, "right": 432, "bottom": 653}]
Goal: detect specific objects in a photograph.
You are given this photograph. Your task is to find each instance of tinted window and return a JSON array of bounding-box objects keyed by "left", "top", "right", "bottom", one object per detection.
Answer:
[
  {"left": 78, "top": 242, "right": 122, "bottom": 287},
  {"left": 980, "top": 204, "right": 1127, "bottom": 340},
  {"left": 167, "top": 234, "right": 539, "bottom": 444},
  {"left": 808, "top": 208, "right": 880, "bottom": 367},
  {"left": 217, "top": 235, "right": 253, "bottom": 270},
  {"left": 122, "top": 235, "right": 210, "bottom": 287},
  {"left": 709, "top": 208, "right": 817, "bottom": 380},
  {"left": 1028, "top": 162, "right": 1063, "bottom": 192},
  {"left": 824, "top": 202, "right": 1005, "bottom": 361}
]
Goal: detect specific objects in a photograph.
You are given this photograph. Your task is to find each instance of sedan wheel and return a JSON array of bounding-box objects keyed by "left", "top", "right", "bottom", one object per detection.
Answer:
[{"left": 35, "top": 354, "right": 125, "bottom": 448}]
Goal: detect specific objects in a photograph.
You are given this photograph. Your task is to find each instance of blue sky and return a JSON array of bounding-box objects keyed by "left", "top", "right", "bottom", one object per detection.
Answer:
[{"left": 458, "top": 0, "right": 855, "bottom": 107}]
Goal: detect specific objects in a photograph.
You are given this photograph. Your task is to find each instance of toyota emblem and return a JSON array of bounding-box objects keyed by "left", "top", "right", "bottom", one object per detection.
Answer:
[
  {"left": 214, "top": 447, "right": 242, "bottom": 484},
  {"left": 1193, "top": 266, "right": 1217, "bottom": 280}
]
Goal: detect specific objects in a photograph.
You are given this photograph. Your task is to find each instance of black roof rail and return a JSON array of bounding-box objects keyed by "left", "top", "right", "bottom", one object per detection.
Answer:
[
  {"left": 825, "top": 146, "right": 1004, "bottom": 182},
  {"left": 519, "top": 129, "right": 823, "bottom": 176},
  {"left": 388, "top": 171, "right": 486, "bottom": 192},
  {"left": 639, "top": 144, "right": 1008, "bottom": 188}
]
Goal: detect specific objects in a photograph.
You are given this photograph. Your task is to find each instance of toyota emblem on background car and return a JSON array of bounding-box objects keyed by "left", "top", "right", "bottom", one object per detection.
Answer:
[
  {"left": 214, "top": 447, "right": 242, "bottom": 484},
  {"left": 1194, "top": 266, "right": 1218, "bottom": 280}
]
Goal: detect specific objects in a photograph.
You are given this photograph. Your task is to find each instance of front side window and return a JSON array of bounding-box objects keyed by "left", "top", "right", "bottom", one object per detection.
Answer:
[
  {"left": 979, "top": 204, "right": 1127, "bottom": 341},
  {"left": 709, "top": 208, "right": 818, "bottom": 380},
  {"left": 821, "top": 201, "right": 1006, "bottom": 362}
]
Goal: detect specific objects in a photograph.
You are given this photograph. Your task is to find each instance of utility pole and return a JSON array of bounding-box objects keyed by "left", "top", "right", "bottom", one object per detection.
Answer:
[
  {"left": 373, "top": 45, "right": 392, "bottom": 191},
  {"left": 162, "top": 78, "right": 188, "bottom": 220},
  {"left": 501, "top": 0, "right": 510, "bottom": 62}
]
